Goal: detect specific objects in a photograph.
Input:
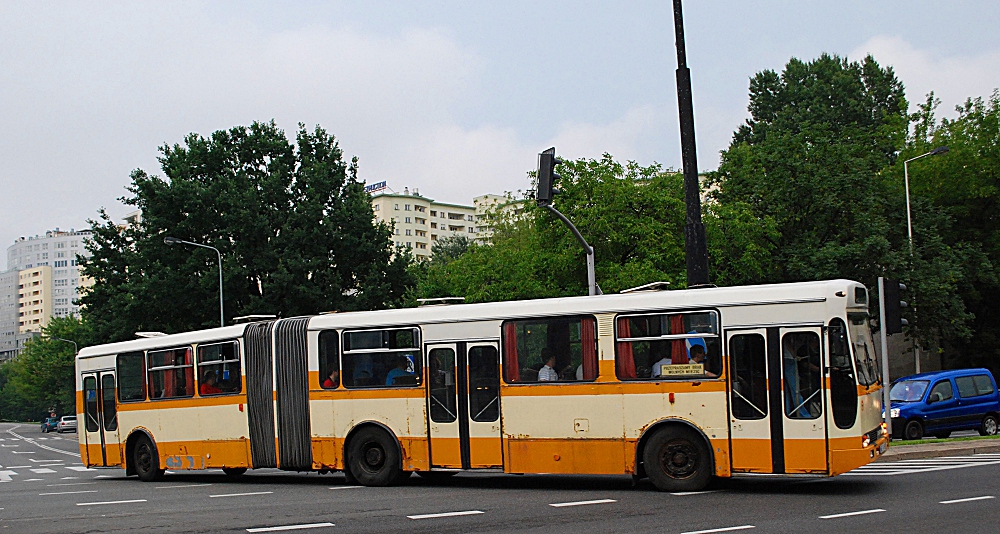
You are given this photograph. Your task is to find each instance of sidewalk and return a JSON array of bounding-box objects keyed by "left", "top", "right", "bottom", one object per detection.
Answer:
[{"left": 878, "top": 438, "right": 1000, "bottom": 462}]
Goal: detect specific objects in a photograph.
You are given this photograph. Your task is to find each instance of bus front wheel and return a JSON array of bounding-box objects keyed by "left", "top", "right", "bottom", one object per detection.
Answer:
[
  {"left": 133, "top": 436, "right": 164, "bottom": 482},
  {"left": 643, "top": 427, "right": 711, "bottom": 492},
  {"left": 346, "top": 427, "right": 409, "bottom": 486}
]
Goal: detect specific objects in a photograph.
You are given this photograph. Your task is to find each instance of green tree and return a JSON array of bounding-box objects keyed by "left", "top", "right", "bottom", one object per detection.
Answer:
[
  {"left": 0, "top": 316, "right": 91, "bottom": 421},
  {"left": 80, "top": 121, "right": 414, "bottom": 343},
  {"left": 417, "top": 155, "right": 778, "bottom": 301}
]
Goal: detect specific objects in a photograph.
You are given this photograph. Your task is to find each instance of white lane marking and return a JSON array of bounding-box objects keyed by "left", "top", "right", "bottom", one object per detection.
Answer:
[
  {"left": 407, "top": 510, "right": 484, "bottom": 520},
  {"left": 246, "top": 523, "right": 335, "bottom": 532},
  {"left": 210, "top": 491, "right": 274, "bottom": 498},
  {"left": 12, "top": 451, "right": 34, "bottom": 454},
  {"left": 66, "top": 466, "right": 97, "bottom": 471},
  {"left": 680, "top": 526, "right": 755, "bottom": 534},
  {"left": 8, "top": 465, "right": 30, "bottom": 468},
  {"left": 38, "top": 464, "right": 65, "bottom": 467},
  {"left": 940, "top": 495, "right": 995, "bottom": 504},
  {"left": 820, "top": 509, "right": 885, "bottom": 519},
  {"left": 61, "top": 477, "right": 80, "bottom": 480},
  {"left": 5, "top": 429, "right": 81, "bottom": 458},
  {"left": 22, "top": 479, "right": 44, "bottom": 482},
  {"left": 549, "top": 499, "right": 617, "bottom": 508},
  {"left": 94, "top": 475, "right": 113, "bottom": 478},
  {"left": 672, "top": 490, "right": 721, "bottom": 496},
  {"left": 328, "top": 486, "right": 363, "bottom": 490},
  {"left": 156, "top": 483, "right": 213, "bottom": 489},
  {"left": 48, "top": 482, "right": 97, "bottom": 487},
  {"left": 0, "top": 445, "right": 19, "bottom": 448},
  {"left": 0, "top": 471, "right": 16, "bottom": 482},
  {"left": 40, "top": 490, "right": 99, "bottom": 496},
  {"left": 77, "top": 499, "right": 147, "bottom": 506},
  {"left": 30, "top": 468, "right": 57, "bottom": 474}
]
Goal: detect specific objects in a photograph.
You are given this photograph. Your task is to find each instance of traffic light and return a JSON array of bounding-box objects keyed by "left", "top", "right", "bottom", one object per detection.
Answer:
[
  {"left": 883, "top": 279, "right": 908, "bottom": 335},
  {"left": 536, "top": 147, "right": 563, "bottom": 206}
]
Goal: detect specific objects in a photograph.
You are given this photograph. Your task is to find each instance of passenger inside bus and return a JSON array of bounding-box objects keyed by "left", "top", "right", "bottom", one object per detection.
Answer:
[
  {"left": 689, "top": 345, "right": 717, "bottom": 378},
  {"left": 538, "top": 350, "right": 558, "bottom": 381},
  {"left": 322, "top": 370, "right": 339, "bottom": 389},
  {"left": 386, "top": 355, "right": 415, "bottom": 385},
  {"left": 200, "top": 371, "right": 222, "bottom": 395}
]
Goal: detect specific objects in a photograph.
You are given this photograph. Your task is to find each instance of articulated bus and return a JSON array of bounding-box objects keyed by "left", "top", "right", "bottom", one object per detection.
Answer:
[{"left": 76, "top": 279, "right": 888, "bottom": 491}]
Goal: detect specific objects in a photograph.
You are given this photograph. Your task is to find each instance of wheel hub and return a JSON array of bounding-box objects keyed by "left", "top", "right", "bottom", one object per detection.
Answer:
[
  {"left": 364, "top": 445, "right": 385, "bottom": 469},
  {"left": 660, "top": 441, "right": 696, "bottom": 478}
]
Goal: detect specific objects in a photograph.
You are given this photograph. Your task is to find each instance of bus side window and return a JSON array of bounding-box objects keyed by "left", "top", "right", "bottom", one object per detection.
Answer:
[
  {"left": 501, "top": 316, "right": 598, "bottom": 383},
  {"left": 148, "top": 347, "right": 194, "bottom": 399},
  {"left": 342, "top": 328, "right": 422, "bottom": 388},
  {"left": 615, "top": 311, "right": 720, "bottom": 380},
  {"left": 729, "top": 333, "right": 768, "bottom": 420},
  {"left": 319, "top": 330, "right": 339, "bottom": 389},
  {"left": 117, "top": 351, "right": 147, "bottom": 402},
  {"left": 197, "top": 341, "right": 241, "bottom": 396}
]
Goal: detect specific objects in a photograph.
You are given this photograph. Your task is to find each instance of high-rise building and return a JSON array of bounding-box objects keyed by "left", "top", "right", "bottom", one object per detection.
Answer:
[
  {"left": 370, "top": 187, "right": 522, "bottom": 260},
  {"left": 0, "top": 229, "right": 94, "bottom": 360}
]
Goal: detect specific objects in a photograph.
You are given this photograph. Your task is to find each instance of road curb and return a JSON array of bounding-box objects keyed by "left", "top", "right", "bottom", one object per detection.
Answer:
[{"left": 877, "top": 440, "right": 1000, "bottom": 462}]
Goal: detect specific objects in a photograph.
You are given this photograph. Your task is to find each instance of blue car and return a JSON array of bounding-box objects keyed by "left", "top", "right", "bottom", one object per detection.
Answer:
[
  {"left": 889, "top": 368, "right": 1000, "bottom": 440},
  {"left": 40, "top": 416, "right": 59, "bottom": 433}
]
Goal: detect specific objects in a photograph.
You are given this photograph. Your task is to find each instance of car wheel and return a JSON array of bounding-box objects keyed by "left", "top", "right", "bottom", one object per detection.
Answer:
[
  {"left": 980, "top": 415, "right": 999, "bottom": 436},
  {"left": 133, "top": 436, "right": 164, "bottom": 482},
  {"left": 642, "top": 426, "right": 712, "bottom": 492},
  {"left": 346, "top": 427, "right": 408, "bottom": 486},
  {"left": 904, "top": 420, "right": 924, "bottom": 440}
]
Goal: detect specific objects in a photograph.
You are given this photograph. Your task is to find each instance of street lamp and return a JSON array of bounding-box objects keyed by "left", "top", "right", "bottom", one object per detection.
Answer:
[
  {"left": 53, "top": 337, "right": 78, "bottom": 354},
  {"left": 902, "top": 145, "right": 948, "bottom": 373},
  {"left": 164, "top": 236, "right": 225, "bottom": 328}
]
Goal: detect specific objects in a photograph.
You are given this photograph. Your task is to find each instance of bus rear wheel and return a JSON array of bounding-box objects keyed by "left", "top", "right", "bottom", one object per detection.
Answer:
[
  {"left": 643, "top": 427, "right": 711, "bottom": 492},
  {"left": 346, "top": 427, "right": 409, "bottom": 486},
  {"left": 133, "top": 436, "right": 164, "bottom": 482}
]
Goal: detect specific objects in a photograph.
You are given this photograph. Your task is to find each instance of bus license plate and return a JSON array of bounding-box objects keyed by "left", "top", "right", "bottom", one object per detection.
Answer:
[{"left": 878, "top": 441, "right": 887, "bottom": 455}]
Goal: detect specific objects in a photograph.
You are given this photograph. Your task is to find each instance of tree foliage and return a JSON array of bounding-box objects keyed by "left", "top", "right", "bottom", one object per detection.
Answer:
[
  {"left": 81, "top": 121, "right": 414, "bottom": 343},
  {"left": 0, "top": 317, "right": 91, "bottom": 421}
]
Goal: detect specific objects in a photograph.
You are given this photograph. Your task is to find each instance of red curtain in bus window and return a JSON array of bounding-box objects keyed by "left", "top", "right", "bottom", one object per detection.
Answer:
[
  {"left": 616, "top": 317, "right": 636, "bottom": 379},
  {"left": 581, "top": 317, "right": 598, "bottom": 380},
  {"left": 670, "top": 315, "right": 689, "bottom": 364},
  {"left": 502, "top": 322, "right": 520, "bottom": 382}
]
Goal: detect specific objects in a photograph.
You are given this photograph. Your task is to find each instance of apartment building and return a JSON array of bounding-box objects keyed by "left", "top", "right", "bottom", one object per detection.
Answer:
[
  {"left": 370, "top": 188, "right": 476, "bottom": 261},
  {"left": 0, "top": 229, "right": 94, "bottom": 359}
]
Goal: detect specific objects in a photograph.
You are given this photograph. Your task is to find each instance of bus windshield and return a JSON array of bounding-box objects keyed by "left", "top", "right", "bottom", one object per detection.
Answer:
[
  {"left": 890, "top": 380, "right": 929, "bottom": 402},
  {"left": 848, "top": 312, "right": 880, "bottom": 386}
]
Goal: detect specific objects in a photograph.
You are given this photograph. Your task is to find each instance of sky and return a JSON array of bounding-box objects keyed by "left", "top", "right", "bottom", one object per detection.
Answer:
[{"left": 1, "top": 1, "right": 998, "bottom": 255}]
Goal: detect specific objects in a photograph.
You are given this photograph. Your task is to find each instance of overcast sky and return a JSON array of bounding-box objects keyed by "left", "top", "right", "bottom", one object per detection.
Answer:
[{"left": 2, "top": 1, "right": 998, "bottom": 254}]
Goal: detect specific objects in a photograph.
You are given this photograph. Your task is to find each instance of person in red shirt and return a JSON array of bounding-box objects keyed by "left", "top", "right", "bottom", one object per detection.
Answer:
[
  {"left": 200, "top": 371, "right": 222, "bottom": 395},
  {"left": 322, "top": 370, "right": 339, "bottom": 389}
]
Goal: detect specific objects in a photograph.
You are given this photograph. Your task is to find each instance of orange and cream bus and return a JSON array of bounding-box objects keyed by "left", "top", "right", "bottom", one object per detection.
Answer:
[{"left": 76, "top": 279, "right": 888, "bottom": 491}]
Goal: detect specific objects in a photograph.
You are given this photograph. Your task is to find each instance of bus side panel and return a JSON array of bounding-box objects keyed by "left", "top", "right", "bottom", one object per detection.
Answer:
[
  {"left": 829, "top": 389, "right": 887, "bottom": 475},
  {"left": 330, "top": 391, "right": 430, "bottom": 472},
  {"left": 500, "top": 384, "right": 626, "bottom": 475}
]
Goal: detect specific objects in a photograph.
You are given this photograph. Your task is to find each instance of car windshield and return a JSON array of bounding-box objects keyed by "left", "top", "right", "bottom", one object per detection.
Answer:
[{"left": 890, "top": 380, "right": 930, "bottom": 402}]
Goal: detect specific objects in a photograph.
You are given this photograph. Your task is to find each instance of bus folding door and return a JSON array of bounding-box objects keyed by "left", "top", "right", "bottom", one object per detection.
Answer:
[{"left": 81, "top": 372, "right": 123, "bottom": 467}]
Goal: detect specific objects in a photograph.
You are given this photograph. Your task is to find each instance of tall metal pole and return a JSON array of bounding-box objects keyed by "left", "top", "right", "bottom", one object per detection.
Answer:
[
  {"left": 164, "top": 237, "right": 225, "bottom": 328},
  {"left": 878, "top": 277, "right": 892, "bottom": 437},
  {"left": 672, "top": 0, "right": 709, "bottom": 286}
]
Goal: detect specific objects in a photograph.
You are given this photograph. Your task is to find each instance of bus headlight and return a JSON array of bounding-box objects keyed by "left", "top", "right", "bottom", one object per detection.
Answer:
[
  {"left": 890, "top": 408, "right": 900, "bottom": 418},
  {"left": 862, "top": 434, "right": 871, "bottom": 448}
]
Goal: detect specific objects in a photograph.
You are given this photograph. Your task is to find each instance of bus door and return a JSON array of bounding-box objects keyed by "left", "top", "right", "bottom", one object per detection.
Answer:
[
  {"left": 426, "top": 342, "right": 503, "bottom": 469},
  {"left": 727, "top": 329, "right": 772, "bottom": 473},
  {"left": 81, "top": 372, "right": 122, "bottom": 467},
  {"left": 778, "top": 327, "right": 828, "bottom": 474}
]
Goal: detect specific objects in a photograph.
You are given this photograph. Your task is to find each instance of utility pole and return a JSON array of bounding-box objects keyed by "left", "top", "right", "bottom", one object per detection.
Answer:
[{"left": 672, "top": 0, "right": 709, "bottom": 286}]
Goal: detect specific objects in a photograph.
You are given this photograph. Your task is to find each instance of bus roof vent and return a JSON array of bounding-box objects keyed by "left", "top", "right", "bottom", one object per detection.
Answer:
[
  {"left": 233, "top": 314, "right": 278, "bottom": 323},
  {"left": 417, "top": 297, "right": 466, "bottom": 306},
  {"left": 620, "top": 281, "right": 671, "bottom": 294},
  {"left": 135, "top": 331, "right": 168, "bottom": 338}
]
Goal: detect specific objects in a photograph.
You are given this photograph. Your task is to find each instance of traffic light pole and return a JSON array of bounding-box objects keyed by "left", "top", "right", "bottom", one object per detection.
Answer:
[
  {"left": 878, "top": 277, "right": 892, "bottom": 436},
  {"left": 542, "top": 205, "right": 600, "bottom": 296}
]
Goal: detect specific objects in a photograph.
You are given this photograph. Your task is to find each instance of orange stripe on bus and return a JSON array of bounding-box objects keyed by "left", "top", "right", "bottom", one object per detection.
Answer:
[{"left": 116, "top": 395, "right": 247, "bottom": 411}]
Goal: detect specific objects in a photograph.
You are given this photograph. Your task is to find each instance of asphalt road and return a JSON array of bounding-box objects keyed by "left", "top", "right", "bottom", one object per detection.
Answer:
[{"left": 2, "top": 422, "right": 999, "bottom": 533}]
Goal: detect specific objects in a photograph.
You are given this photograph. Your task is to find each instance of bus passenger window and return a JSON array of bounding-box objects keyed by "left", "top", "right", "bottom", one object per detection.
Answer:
[
  {"left": 197, "top": 341, "right": 241, "bottom": 396},
  {"left": 729, "top": 334, "right": 768, "bottom": 420},
  {"left": 615, "top": 311, "right": 720, "bottom": 380},
  {"left": 319, "top": 330, "right": 340, "bottom": 389},
  {"left": 342, "top": 328, "right": 422, "bottom": 388},
  {"left": 429, "top": 348, "right": 457, "bottom": 422},
  {"left": 501, "top": 316, "right": 597, "bottom": 383},
  {"left": 782, "top": 332, "right": 821, "bottom": 419},
  {"left": 147, "top": 347, "right": 194, "bottom": 399},
  {"left": 117, "top": 351, "right": 147, "bottom": 402}
]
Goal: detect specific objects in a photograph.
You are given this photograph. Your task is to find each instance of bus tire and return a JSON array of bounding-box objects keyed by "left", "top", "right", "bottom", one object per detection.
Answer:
[
  {"left": 133, "top": 436, "right": 164, "bottom": 482},
  {"left": 904, "top": 420, "right": 924, "bottom": 440},
  {"left": 223, "top": 468, "right": 247, "bottom": 476},
  {"left": 643, "top": 427, "right": 711, "bottom": 492},
  {"left": 345, "top": 427, "right": 407, "bottom": 487}
]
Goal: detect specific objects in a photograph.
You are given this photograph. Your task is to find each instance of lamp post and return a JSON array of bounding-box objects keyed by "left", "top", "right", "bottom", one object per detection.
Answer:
[
  {"left": 164, "top": 237, "right": 225, "bottom": 328},
  {"left": 53, "top": 337, "right": 78, "bottom": 354},
  {"left": 902, "top": 146, "right": 948, "bottom": 373}
]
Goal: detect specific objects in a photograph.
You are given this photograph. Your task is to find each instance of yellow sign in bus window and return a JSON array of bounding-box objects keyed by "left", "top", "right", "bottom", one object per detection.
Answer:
[{"left": 660, "top": 363, "right": 704, "bottom": 376}]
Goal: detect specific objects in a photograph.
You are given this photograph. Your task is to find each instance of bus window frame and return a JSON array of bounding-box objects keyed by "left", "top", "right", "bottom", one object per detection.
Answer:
[
  {"left": 500, "top": 314, "right": 599, "bottom": 385},
  {"left": 341, "top": 326, "right": 423, "bottom": 389},
  {"left": 147, "top": 345, "right": 195, "bottom": 400},
  {"left": 116, "top": 351, "right": 147, "bottom": 403},
  {"left": 195, "top": 339, "right": 242, "bottom": 396},
  {"left": 614, "top": 308, "right": 723, "bottom": 381}
]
